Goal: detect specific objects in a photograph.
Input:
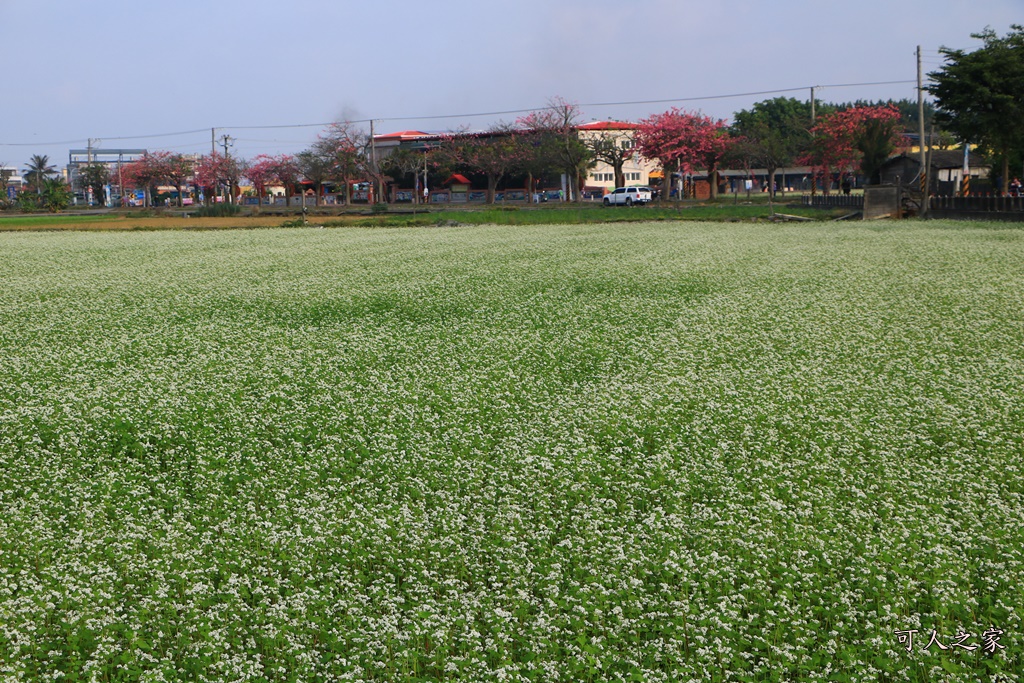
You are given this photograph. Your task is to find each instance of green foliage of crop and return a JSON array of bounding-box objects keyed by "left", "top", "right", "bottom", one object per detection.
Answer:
[
  {"left": 0, "top": 214, "right": 114, "bottom": 229},
  {"left": 193, "top": 203, "right": 243, "bottom": 218},
  {"left": 0, "top": 221, "right": 1021, "bottom": 681}
]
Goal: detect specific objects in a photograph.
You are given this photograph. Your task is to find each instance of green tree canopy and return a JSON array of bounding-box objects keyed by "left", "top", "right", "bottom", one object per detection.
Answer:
[
  {"left": 730, "top": 97, "right": 813, "bottom": 197},
  {"left": 927, "top": 25, "right": 1024, "bottom": 192},
  {"left": 24, "top": 154, "right": 58, "bottom": 194}
]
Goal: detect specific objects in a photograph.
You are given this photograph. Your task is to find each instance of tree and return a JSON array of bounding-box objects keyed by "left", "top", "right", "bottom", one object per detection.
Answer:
[
  {"left": 805, "top": 105, "right": 903, "bottom": 189},
  {"left": 0, "top": 166, "right": 12, "bottom": 206},
  {"left": 121, "top": 151, "right": 170, "bottom": 207},
  {"left": 296, "top": 147, "right": 334, "bottom": 207},
  {"left": 24, "top": 154, "right": 58, "bottom": 195},
  {"left": 19, "top": 177, "right": 73, "bottom": 212},
  {"left": 582, "top": 125, "right": 638, "bottom": 190},
  {"left": 927, "top": 25, "right": 1024, "bottom": 193},
  {"left": 43, "top": 178, "right": 72, "bottom": 212},
  {"left": 194, "top": 152, "right": 242, "bottom": 204},
  {"left": 440, "top": 125, "right": 527, "bottom": 204},
  {"left": 78, "top": 163, "right": 110, "bottom": 206},
  {"left": 163, "top": 154, "right": 194, "bottom": 207},
  {"left": 731, "top": 97, "right": 812, "bottom": 198},
  {"left": 379, "top": 147, "right": 428, "bottom": 204},
  {"left": 636, "top": 109, "right": 729, "bottom": 199},
  {"left": 319, "top": 122, "right": 368, "bottom": 205},
  {"left": 518, "top": 97, "right": 591, "bottom": 202},
  {"left": 243, "top": 154, "right": 277, "bottom": 206},
  {"left": 268, "top": 154, "right": 302, "bottom": 207}
]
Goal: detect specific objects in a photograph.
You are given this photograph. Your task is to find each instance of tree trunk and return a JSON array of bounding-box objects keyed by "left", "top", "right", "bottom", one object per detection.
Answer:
[
  {"left": 1003, "top": 156, "right": 1010, "bottom": 195},
  {"left": 487, "top": 174, "right": 497, "bottom": 204}
]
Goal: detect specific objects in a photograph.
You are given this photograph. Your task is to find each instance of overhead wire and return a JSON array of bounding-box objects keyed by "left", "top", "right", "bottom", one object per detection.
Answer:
[{"left": 0, "top": 77, "right": 922, "bottom": 150}]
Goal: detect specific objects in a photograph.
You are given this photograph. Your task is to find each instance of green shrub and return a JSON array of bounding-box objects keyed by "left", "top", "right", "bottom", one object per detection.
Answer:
[{"left": 194, "top": 203, "right": 242, "bottom": 218}]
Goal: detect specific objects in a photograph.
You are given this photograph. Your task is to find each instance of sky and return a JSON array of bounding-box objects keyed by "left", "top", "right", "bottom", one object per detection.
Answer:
[{"left": 1, "top": 0, "right": 1021, "bottom": 172}]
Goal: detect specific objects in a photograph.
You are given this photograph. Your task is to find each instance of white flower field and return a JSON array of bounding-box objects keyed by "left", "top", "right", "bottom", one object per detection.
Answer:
[{"left": 0, "top": 221, "right": 1021, "bottom": 682}]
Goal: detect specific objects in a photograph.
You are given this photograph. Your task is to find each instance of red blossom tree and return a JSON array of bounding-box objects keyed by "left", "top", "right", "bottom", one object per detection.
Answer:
[
  {"left": 163, "top": 154, "right": 194, "bottom": 207},
  {"left": 121, "top": 151, "right": 171, "bottom": 207},
  {"left": 195, "top": 152, "right": 243, "bottom": 204},
  {"left": 635, "top": 109, "right": 730, "bottom": 199},
  {"left": 243, "top": 154, "right": 277, "bottom": 206},
  {"left": 804, "top": 105, "right": 904, "bottom": 191},
  {"left": 268, "top": 154, "right": 301, "bottom": 207}
]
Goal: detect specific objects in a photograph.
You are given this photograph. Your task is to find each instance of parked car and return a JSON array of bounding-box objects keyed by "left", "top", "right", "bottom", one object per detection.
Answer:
[{"left": 603, "top": 186, "right": 652, "bottom": 206}]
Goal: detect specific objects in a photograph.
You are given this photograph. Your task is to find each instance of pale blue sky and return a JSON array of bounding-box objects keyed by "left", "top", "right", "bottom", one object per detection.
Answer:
[{"left": 1, "top": 0, "right": 1020, "bottom": 171}]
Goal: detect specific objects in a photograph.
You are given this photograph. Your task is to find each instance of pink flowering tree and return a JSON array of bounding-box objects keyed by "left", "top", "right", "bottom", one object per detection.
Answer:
[
  {"left": 804, "top": 105, "right": 904, "bottom": 190},
  {"left": 121, "top": 151, "right": 171, "bottom": 207},
  {"left": 243, "top": 154, "right": 277, "bottom": 206},
  {"left": 635, "top": 108, "right": 730, "bottom": 199}
]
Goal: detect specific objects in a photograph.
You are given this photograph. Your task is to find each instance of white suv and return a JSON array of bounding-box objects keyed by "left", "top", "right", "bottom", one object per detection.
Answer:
[{"left": 603, "top": 186, "right": 652, "bottom": 206}]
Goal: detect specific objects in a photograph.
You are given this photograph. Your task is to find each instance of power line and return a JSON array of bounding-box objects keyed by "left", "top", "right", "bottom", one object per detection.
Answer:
[
  {"left": 0, "top": 77, "right": 921, "bottom": 149},
  {"left": 100, "top": 128, "right": 211, "bottom": 141}
]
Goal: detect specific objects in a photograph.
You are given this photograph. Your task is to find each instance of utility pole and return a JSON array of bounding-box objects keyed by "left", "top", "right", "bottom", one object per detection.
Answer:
[
  {"left": 810, "top": 87, "right": 817, "bottom": 199},
  {"left": 369, "top": 119, "right": 378, "bottom": 204},
  {"left": 86, "top": 138, "right": 98, "bottom": 206},
  {"left": 917, "top": 46, "right": 928, "bottom": 217},
  {"left": 211, "top": 128, "right": 216, "bottom": 156},
  {"left": 219, "top": 134, "right": 234, "bottom": 157},
  {"left": 218, "top": 134, "right": 234, "bottom": 203}
]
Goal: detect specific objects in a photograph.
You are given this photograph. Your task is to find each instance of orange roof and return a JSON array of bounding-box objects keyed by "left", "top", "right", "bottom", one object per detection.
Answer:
[
  {"left": 446, "top": 174, "right": 471, "bottom": 185},
  {"left": 375, "top": 130, "right": 432, "bottom": 141},
  {"left": 576, "top": 121, "right": 638, "bottom": 131}
]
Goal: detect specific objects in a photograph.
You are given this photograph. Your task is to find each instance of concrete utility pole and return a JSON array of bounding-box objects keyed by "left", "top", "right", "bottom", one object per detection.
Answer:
[
  {"left": 917, "top": 46, "right": 928, "bottom": 217},
  {"left": 810, "top": 87, "right": 817, "bottom": 199},
  {"left": 86, "top": 139, "right": 99, "bottom": 206},
  {"left": 219, "top": 134, "right": 234, "bottom": 157},
  {"left": 211, "top": 128, "right": 216, "bottom": 155},
  {"left": 219, "top": 134, "right": 235, "bottom": 203},
  {"left": 369, "top": 119, "right": 378, "bottom": 203}
]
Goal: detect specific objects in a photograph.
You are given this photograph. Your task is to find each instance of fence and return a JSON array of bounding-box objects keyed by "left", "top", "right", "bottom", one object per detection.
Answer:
[
  {"left": 804, "top": 192, "right": 1024, "bottom": 221},
  {"left": 802, "top": 194, "right": 864, "bottom": 209},
  {"left": 927, "top": 194, "right": 1024, "bottom": 220}
]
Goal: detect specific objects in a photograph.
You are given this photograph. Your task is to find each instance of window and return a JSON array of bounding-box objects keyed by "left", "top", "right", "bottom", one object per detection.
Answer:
[{"left": 620, "top": 139, "right": 634, "bottom": 150}]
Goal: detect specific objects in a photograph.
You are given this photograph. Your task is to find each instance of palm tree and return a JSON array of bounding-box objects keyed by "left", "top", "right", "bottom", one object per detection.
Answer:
[{"left": 24, "top": 154, "right": 58, "bottom": 195}]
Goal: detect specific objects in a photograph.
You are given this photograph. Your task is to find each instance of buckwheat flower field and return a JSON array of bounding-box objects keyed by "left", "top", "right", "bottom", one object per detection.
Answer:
[{"left": 0, "top": 221, "right": 1021, "bottom": 682}]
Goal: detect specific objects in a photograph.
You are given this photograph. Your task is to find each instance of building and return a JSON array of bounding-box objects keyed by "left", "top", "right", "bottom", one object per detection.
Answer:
[
  {"left": 66, "top": 148, "right": 147, "bottom": 206},
  {"left": 1, "top": 165, "right": 23, "bottom": 199},
  {"left": 575, "top": 121, "right": 658, "bottom": 195},
  {"left": 879, "top": 150, "right": 990, "bottom": 195}
]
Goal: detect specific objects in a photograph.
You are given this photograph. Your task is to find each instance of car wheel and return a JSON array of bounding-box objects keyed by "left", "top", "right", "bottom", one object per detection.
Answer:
[
  {"left": 625, "top": 197, "right": 633, "bottom": 207},
  {"left": 603, "top": 198, "right": 610, "bottom": 207}
]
